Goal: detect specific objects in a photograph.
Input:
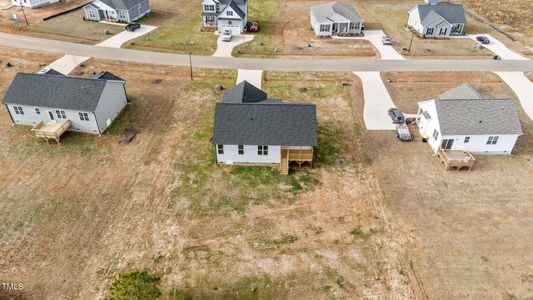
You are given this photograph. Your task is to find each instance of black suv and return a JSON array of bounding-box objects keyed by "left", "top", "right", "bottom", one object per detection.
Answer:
[
  {"left": 388, "top": 108, "right": 405, "bottom": 124},
  {"left": 476, "top": 36, "right": 490, "bottom": 44},
  {"left": 125, "top": 23, "right": 141, "bottom": 32}
]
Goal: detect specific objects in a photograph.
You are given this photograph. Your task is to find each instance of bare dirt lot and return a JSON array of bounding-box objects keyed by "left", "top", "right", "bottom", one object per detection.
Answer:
[
  {"left": 0, "top": 48, "right": 415, "bottom": 299},
  {"left": 365, "top": 71, "right": 533, "bottom": 299}
]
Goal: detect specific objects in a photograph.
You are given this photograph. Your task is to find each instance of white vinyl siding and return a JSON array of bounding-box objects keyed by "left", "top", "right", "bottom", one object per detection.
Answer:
[{"left": 216, "top": 145, "right": 281, "bottom": 165}]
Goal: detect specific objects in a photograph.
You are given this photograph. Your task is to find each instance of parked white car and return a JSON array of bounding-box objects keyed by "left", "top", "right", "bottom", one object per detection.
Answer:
[{"left": 222, "top": 29, "right": 233, "bottom": 42}]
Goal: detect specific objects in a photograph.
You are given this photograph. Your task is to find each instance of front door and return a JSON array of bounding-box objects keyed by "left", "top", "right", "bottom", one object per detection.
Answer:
[
  {"left": 47, "top": 111, "right": 55, "bottom": 122},
  {"left": 441, "top": 139, "right": 454, "bottom": 150},
  {"left": 332, "top": 23, "right": 337, "bottom": 32}
]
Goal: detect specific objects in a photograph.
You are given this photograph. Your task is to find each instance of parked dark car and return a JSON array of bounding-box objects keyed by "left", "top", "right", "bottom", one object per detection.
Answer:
[
  {"left": 476, "top": 36, "right": 490, "bottom": 44},
  {"left": 125, "top": 23, "right": 141, "bottom": 32},
  {"left": 388, "top": 107, "right": 405, "bottom": 124},
  {"left": 249, "top": 21, "right": 259, "bottom": 32}
]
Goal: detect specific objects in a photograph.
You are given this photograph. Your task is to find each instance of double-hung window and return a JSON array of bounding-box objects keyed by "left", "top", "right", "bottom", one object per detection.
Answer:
[
  {"left": 78, "top": 112, "right": 90, "bottom": 121},
  {"left": 35, "top": 108, "right": 40, "bottom": 114},
  {"left": 217, "top": 145, "right": 224, "bottom": 154},
  {"left": 238, "top": 145, "right": 244, "bottom": 155},
  {"left": 204, "top": 4, "right": 214, "bottom": 11},
  {"left": 426, "top": 28, "right": 434, "bottom": 35},
  {"left": 56, "top": 110, "right": 67, "bottom": 119},
  {"left": 258, "top": 145, "right": 268, "bottom": 156},
  {"left": 464, "top": 137, "right": 470, "bottom": 143},
  {"left": 487, "top": 136, "right": 499, "bottom": 145},
  {"left": 432, "top": 129, "right": 439, "bottom": 141},
  {"left": 320, "top": 24, "right": 330, "bottom": 32},
  {"left": 226, "top": 10, "right": 233, "bottom": 16},
  {"left": 13, "top": 106, "right": 24, "bottom": 115}
]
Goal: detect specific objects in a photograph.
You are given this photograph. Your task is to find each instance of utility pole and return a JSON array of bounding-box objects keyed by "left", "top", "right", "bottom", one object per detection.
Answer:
[
  {"left": 407, "top": 32, "right": 415, "bottom": 53},
  {"left": 188, "top": 52, "right": 193, "bottom": 81},
  {"left": 20, "top": 4, "right": 29, "bottom": 27}
]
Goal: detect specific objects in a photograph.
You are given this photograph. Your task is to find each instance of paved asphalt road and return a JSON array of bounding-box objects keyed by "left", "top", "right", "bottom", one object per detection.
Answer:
[{"left": 1, "top": 32, "right": 533, "bottom": 72}]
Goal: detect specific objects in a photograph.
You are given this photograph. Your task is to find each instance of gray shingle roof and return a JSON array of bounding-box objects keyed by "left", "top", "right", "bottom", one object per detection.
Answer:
[
  {"left": 213, "top": 81, "right": 317, "bottom": 146},
  {"left": 98, "top": 0, "right": 146, "bottom": 10},
  {"left": 439, "top": 83, "right": 485, "bottom": 100},
  {"left": 416, "top": 4, "right": 466, "bottom": 25},
  {"left": 92, "top": 71, "right": 125, "bottom": 81},
  {"left": 435, "top": 99, "right": 523, "bottom": 136},
  {"left": 222, "top": 81, "right": 267, "bottom": 103},
  {"left": 311, "top": 1, "right": 362, "bottom": 23},
  {"left": 3, "top": 73, "right": 112, "bottom": 112}
]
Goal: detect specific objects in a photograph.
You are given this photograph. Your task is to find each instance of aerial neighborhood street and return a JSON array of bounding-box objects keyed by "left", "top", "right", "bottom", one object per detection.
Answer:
[{"left": 0, "top": 0, "right": 532, "bottom": 299}]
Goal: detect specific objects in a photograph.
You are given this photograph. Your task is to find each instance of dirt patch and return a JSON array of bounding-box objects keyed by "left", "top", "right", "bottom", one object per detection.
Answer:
[
  {"left": 366, "top": 72, "right": 533, "bottom": 299},
  {"left": 0, "top": 48, "right": 414, "bottom": 300}
]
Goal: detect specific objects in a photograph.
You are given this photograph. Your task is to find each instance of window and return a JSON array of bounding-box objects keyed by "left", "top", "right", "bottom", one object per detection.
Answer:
[
  {"left": 320, "top": 24, "right": 331, "bottom": 32},
  {"left": 56, "top": 110, "right": 67, "bottom": 119},
  {"left": 13, "top": 106, "right": 24, "bottom": 115},
  {"left": 238, "top": 145, "right": 244, "bottom": 155},
  {"left": 88, "top": 9, "right": 97, "bottom": 19},
  {"left": 349, "top": 22, "right": 357, "bottom": 30},
  {"left": 432, "top": 129, "right": 439, "bottom": 141},
  {"left": 217, "top": 144, "right": 224, "bottom": 154},
  {"left": 464, "top": 137, "right": 470, "bottom": 143},
  {"left": 204, "top": 4, "right": 215, "bottom": 11},
  {"left": 206, "top": 16, "right": 216, "bottom": 23},
  {"left": 258, "top": 145, "right": 268, "bottom": 156},
  {"left": 226, "top": 10, "right": 233, "bottom": 16},
  {"left": 35, "top": 108, "right": 40, "bottom": 114},
  {"left": 117, "top": 10, "right": 127, "bottom": 20},
  {"left": 426, "top": 28, "right": 434, "bottom": 35},
  {"left": 78, "top": 112, "right": 90, "bottom": 121},
  {"left": 487, "top": 136, "right": 499, "bottom": 145},
  {"left": 439, "top": 28, "right": 448, "bottom": 36}
]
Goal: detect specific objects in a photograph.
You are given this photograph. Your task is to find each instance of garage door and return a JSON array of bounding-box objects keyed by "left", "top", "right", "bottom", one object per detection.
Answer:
[{"left": 220, "top": 21, "right": 242, "bottom": 35}]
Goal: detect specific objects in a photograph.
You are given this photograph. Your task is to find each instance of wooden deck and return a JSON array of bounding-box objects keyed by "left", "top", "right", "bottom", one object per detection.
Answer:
[
  {"left": 437, "top": 149, "right": 476, "bottom": 172},
  {"left": 31, "top": 120, "right": 71, "bottom": 145},
  {"left": 280, "top": 148, "right": 313, "bottom": 175}
]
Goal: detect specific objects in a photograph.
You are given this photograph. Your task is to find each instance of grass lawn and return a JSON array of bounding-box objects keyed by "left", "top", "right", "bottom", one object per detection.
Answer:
[{"left": 125, "top": 1, "right": 218, "bottom": 55}]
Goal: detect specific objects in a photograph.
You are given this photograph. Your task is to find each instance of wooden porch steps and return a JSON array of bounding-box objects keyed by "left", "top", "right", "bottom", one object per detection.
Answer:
[{"left": 280, "top": 149, "right": 289, "bottom": 175}]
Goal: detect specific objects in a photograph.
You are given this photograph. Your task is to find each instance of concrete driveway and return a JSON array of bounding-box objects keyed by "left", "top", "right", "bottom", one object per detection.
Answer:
[
  {"left": 463, "top": 34, "right": 533, "bottom": 120},
  {"left": 46, "top": 25, "right": 156, "bottom": 74},
  {"left": 236, "top": 69, "right": 263, "bottom": 88},
  {"left": 212, "top": 34, "right": 254, "bottom": 57},
  {"left": 333, "top": 30, "right": 405, "bottom": 60},
  {"left": 354, "top": 72, "right": 396, "bottom": 130}
]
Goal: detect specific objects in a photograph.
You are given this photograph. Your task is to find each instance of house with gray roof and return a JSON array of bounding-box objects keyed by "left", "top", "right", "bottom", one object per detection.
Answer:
[
  {"left": 407, "top": 0, "right": 466, "bottom": 38},
  {"left": 416, "top": 83, "right": 523, "bottom": 155},
  {"left": 212, "top": 81, "right": 317, "bottom": 174},
  {"left": 83, "top": 0, "right": 151, "bottom": 23},
  {"left": 310, "top": 1, "right": 363, "bottom": 37},
  {"left": 201, "top": 0, "right": 248, "bottom": 34},
  {"left": 3, "top": 72, "right": 128, "bottom": 135}
]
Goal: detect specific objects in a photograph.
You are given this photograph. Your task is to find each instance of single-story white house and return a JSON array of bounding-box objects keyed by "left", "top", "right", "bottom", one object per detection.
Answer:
[
  {"left": 3, "top": 71, "right": 128, "bottom": 135},
  {"left": 212, "top": 81, "right": 317, "bottom": 174},
  {"left": 407, "top": 0, "right": 466, "bottom": 38},
  {"left": 416, "top": 83, "right": 523, "bottom": 155},
  {"left": 310, "top": 1, "right": 363, "bottom": 37},
  {"left": 11, "top": 0, "right": 59, "bottom": 8},
  {"left": 83, "top": 0, "right": 151, "bottom": 23},
  {"left": 201, "top": 0, "right": 248, "bottom": 34}
]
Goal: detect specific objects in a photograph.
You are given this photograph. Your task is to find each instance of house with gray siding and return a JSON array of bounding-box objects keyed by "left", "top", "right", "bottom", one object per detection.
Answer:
[
  {"left": 310, "top": 2, "right": 363, "bottom": 38},
  {"left": 83, "top": 0, "right": 151, "bottom": 23},
  {"left": 407, "top": 0, "right": 466, "bottom": 38},
  {"left": 416, "top": 83, "right": 523, "bottom": 155},
  {"left": 212, "top": 81, "right": 317, "bottom": 174},
  {"left": 3, "top": 72, "right": 128, "bottom": 135},
  {"left": 201, "top": 0, "right": 248, "bottom": 34}
]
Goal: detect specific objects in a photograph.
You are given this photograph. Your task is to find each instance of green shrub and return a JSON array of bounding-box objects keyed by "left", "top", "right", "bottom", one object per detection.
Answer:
[{"left": 106, "top": 270, "right": 161, "bottom": 300}]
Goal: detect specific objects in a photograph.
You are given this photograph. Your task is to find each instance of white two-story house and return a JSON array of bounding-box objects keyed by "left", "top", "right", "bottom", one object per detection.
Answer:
[
  {"left": 416, "top": 83, "right": 523, "bottom": 155},
  {"left": 212, "top": 81, "right": 317, "bottom": 175},
  {"left": 201, "top": 0, "right": 248, "bottom": 34}
]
